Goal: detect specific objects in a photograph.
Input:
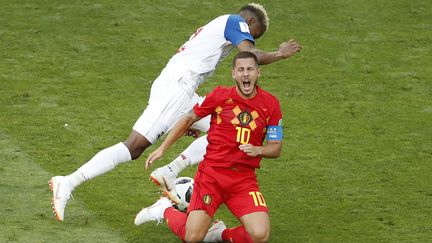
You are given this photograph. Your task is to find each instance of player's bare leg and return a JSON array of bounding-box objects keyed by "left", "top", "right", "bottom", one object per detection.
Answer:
[
  {"left": 184, "top": 210, "right": 213, "bottom": 242},
  {"left": 239, "top": 212, "right": 270, "bottom": 243}
]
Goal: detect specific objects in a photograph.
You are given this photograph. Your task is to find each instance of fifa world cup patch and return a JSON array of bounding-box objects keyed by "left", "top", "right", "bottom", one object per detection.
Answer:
[
  {"left": 266, "top": 125, "right": 283, "bottom": 141},
  {"left": 202, "top": 194, "right": 212, "bottom": 205}
]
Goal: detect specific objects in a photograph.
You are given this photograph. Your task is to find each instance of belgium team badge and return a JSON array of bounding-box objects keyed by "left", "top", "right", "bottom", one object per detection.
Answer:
[
  {"left": 238, "top": 111, "right": 251, "bottom": 126},
  {"left": 202, "top": 194, "right": 212, "bottom": 205}
]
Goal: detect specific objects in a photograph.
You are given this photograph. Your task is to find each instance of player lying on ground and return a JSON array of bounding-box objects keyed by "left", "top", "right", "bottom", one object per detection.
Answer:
[{"left": 136, "top": 52, "right": 283, "bottom": 243}]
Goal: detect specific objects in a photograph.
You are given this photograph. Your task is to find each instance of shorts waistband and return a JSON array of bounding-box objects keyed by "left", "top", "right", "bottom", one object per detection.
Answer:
[{"left": 200, "top": 162, "right": 256, "bottom": 173}]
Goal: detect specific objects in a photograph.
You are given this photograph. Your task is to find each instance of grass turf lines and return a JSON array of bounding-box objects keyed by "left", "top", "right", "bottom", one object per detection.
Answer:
[{"left": 1, "top": 0, "right": 431, "bottom": 242}]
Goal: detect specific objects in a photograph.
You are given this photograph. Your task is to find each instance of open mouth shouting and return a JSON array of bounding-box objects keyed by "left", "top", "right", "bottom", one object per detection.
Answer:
[
  {"left": 241, "top": 79, "right": 253, "bottom": 94},
  {"left": 236, "top": 77, "right": 257, "bottom": 98},
  {"left": 243, "top": 80, "right": 251, "bottom": 87}
]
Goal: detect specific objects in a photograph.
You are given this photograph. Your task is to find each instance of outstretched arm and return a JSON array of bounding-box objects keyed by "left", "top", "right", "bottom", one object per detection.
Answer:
[
  {"left": 236, "top": 39, "right": 302, "bottom": 65},
  {"left": 145, "top": 110, "right": 202, "bottom": 169}
]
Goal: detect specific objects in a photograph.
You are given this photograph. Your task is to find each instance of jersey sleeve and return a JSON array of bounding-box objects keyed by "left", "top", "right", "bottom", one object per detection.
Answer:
[
  {"left": 224, "top": 15, "right": 255, "bottom": 46},
  {"left": 193, "top": 87, "right": 222, "bottom": 118},
  {"left": 266, "top": 99, "right": 283, "bottom": 141}
]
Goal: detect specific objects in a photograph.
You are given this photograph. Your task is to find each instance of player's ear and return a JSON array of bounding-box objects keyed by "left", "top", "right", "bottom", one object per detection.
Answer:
[
  {"left": 246, "top": 16, "right": 255, "bottom": 26},
  {"left": 232, "top": 69, "right": 235, "bottom": 79}
]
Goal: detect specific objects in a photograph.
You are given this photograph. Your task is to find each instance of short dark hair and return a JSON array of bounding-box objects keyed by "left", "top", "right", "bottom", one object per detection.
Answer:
[{"left": 232, "top": 51, "right": 259, "bottom": 67}]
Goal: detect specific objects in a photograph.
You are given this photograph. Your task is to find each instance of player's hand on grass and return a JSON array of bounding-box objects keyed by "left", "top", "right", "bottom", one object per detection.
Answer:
[
  {"left": 239, "top": 144, "right": 262, "bottom": 157},
  {"left": 278, "top": 39, "right": 302, "bottom": 58},
  {"left": 145, "top": 148, "right": 164, "bottom": 169}
]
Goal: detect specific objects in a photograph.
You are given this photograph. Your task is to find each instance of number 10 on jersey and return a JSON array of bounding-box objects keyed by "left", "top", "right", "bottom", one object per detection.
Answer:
[
  {"left": 249, "top": 191, "right": 267, "bottom": 207},
  {"left": 236, "top": 127, "right": 251, "bottom": 144}
]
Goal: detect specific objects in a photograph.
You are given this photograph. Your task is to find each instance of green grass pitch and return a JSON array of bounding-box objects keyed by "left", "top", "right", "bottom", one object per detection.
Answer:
[{"left": 1, "top": 0, "right": 431, "bottom": 242}]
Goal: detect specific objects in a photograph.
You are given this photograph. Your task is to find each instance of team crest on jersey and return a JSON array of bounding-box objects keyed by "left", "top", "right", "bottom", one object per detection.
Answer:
[
  {"left": 238, "top": 111, "right": 252, "bottom": 126},
  {"left": 203, "top": 194, "right": 212, "bottom": 205}
]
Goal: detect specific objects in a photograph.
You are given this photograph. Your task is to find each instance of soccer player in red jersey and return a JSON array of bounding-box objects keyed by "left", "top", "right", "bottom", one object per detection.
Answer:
[
  {"left": 136, "top": 51, "right": 283, "bottom": 243},
  {"left": 49, "top": 3, "right": 301, "bottom": 222}
]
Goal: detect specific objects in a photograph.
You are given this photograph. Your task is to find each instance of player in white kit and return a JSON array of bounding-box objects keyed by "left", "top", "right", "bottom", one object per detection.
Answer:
[{"left": 50, "top": 3, "right": 302, "bottom": 222}]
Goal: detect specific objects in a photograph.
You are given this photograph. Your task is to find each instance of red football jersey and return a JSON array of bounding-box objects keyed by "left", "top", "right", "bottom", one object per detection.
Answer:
[{"left": 193, "top": 85, "right": 282, "bottom": 169}]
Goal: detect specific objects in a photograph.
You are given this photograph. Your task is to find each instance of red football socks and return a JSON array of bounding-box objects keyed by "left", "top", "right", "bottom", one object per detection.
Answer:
[
  {"left": 164, "top": 207, "right": 187, "bottom": 240},
  {"left": 222, "top": 225, "right": 254, "bottom": 243}
]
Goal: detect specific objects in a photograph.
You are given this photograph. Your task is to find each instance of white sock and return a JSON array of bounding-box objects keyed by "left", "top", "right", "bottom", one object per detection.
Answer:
[
  {"left": 66, "top": 170, "right": 85, "bottom": 189},
  {"left": 66, "top": 142, "right": 132, "bottom": 188},
  {"left": 167, "top": 135, "right": 208, "bottom": 175},
  {"left": 167, "top": 155, "right": 190, "bottom": 177},
  {"left": 186, "top": 135, "right": 208, "bottom": 166}
]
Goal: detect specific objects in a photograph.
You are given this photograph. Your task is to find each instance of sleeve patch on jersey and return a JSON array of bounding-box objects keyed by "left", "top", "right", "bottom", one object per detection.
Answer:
[
  {"left": 239, "top": 22, "right": 250, "bottom": 33},
  {"left": 225, "top": 15, "right": 254, "bottom": 46},
  {"left": 266, "top": 125, "right": 283, "bottom": 141}
]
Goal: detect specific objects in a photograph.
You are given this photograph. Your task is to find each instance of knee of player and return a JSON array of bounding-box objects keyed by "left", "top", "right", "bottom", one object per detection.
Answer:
[
  {"left": 123, "top": 142, "right": 150, "bottom": 160},
  {"left": 248, "top": 226, "right": 270, "bottom": 243},
  {"left": 123, "top": 131, "right": 152, "bottom": 160},
  {"left": 184, "top": 231, "right": 206, "bottom": 243}
]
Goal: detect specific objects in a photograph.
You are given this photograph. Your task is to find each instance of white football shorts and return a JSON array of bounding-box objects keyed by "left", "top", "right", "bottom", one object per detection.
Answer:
[{"left": 133, "top": 70, "right": 210, "bottom": 144}]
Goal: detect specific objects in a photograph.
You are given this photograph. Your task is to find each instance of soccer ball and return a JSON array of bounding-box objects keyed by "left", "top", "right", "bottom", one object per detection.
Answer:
[{"left": 173, "top": 177, "right": 194, "bottom": 212}]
